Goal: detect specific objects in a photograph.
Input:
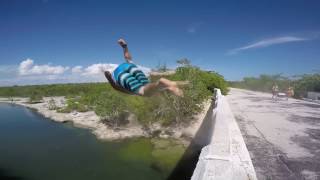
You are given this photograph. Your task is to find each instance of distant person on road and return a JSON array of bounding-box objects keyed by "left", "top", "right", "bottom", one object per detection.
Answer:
[
  {"left": 104, "top": 39, "right": 187, "bottom": 97},
  {"left": 286, "top": 86, "right": 294, "bottom": 100},
  {"left": 272, "top": 84, "right": 279, "bottom": 100}
]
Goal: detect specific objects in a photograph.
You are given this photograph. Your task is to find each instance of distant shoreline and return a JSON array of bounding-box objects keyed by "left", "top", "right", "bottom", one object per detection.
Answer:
[{"left": 0, "top": 97, "right": 211, "bottom": 144}]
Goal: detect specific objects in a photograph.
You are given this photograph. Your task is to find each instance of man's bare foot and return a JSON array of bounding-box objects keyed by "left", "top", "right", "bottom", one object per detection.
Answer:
[{"left": 118, "top": 38, "right": 127, "bottom": 48}]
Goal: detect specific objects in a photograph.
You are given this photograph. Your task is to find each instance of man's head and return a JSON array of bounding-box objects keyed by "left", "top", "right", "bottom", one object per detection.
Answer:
[{"left": 104, "top": 71, "right": 113, "bottom": 83}]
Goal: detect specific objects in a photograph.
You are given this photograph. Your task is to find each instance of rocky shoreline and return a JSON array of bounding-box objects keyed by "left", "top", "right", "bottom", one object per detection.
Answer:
[{"left": 0, "top": 97, "right": 211, "bottom": 144}]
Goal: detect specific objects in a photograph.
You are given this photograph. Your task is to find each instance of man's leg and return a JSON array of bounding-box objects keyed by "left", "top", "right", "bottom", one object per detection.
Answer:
[
  {"left": 140, "top": 82, "right": 183, "bottom": 97},
  {"left": 139, "top": 78, "right": 186, "bottom": 96},
  {"left": 158, "top": 78, "right": 189, "bottom": 87}
]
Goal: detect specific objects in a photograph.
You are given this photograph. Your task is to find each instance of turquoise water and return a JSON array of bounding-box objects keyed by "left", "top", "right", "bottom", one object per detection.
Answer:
[{"left": 0, "top": 103, "right": 185, "bottom": 180}]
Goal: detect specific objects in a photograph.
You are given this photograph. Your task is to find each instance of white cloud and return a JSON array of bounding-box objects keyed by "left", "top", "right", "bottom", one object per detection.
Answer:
[
  {"left": 81, "top": 63, "right": 151, "bottom": 76},
  {"left": 137, "top": 65, "right": 151, "bottom": 75},
  {"left": 228, "top": 36, "right": 308, "bottom": 55},
  {"left": 19, "top": 59, "right": 69, "bottom": 75},
  {"left": 71, "top": 66, "right": 83, "bottom": 73},
  {"left": 1, "top": 60, "right": 151, "bottom": 86},
  {"left": 82, "top": 63, "right": 118, "bottom": 75}
]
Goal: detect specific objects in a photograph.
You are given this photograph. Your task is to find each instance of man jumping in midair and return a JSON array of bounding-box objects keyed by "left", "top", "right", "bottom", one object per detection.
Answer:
[{"left": 104, "top": 39, "right": 187, "bottom": 96}]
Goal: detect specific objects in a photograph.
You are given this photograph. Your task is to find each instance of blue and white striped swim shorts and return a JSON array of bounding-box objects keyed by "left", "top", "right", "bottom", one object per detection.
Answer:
[{"left": 112, "top": 63, "right": 150, "bottom": 93}]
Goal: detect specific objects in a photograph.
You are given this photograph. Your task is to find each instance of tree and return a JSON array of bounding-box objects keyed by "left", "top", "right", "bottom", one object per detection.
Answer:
[
  {"left": 28, "top": 90, "right": 43, "bottom": 103},
  {"left": 48, "top": 98, "right": 57, "bottom": 110},
  {"left": 94, "top": 92, "right": 127, "bottom": 129},
  {"left": 156, "top": 62, "right": 168, "bottom": 72},
  {"left": 294, "top": 73, "right": 320, "bottom": 98},
  {"left": 176, "top": 58, "right": 191, "bottom": 67}
]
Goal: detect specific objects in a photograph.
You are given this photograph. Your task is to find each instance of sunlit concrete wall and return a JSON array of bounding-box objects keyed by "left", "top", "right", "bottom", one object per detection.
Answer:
[{"left": 191, "top": 89, "right": 257, "bottom": 180}]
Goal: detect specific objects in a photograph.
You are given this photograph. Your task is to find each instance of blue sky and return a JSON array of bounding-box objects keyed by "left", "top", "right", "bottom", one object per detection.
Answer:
[{"left": 0, "top": 0, "right": 320, "bottom": 86}]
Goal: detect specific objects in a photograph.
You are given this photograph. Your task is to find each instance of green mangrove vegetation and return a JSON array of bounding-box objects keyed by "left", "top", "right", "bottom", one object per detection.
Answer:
[
  {"left": 229, "top": 73, "right": 320, "bottom": 98},
  {"left": 0, "top": 63, "right": 228, "bottom": 128}
]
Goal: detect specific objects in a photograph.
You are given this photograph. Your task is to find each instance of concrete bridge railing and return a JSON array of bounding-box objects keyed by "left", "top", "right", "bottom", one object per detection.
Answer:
[{"left": 191, "top": 89, "right": 257, "bottom": 180}]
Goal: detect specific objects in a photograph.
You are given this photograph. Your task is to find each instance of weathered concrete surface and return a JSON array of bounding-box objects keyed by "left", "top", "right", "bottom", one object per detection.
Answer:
[
  {"left": 227, "top": 88, "right": 320, "bottom": 180},
  {"left": 191, "top": 89, "right": 257, "bottom": 180}
]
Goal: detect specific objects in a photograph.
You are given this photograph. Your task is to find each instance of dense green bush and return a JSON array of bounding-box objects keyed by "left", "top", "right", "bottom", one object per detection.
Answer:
[
  {"left": 153, "top": 66, "right": 228, "bottom": 95},
  {"left": 293, "top": 74, "right": 320, "bottom": 98},
  {"left": 0, "top": 83, "right": 108, "bottom": 97},
  {"left": 94, "top": 91, "right": 128, "bottom": 127},
  {"left": 127, "top": 65, "right": 228, "bottom": 126},
  {"left": 230, "top": 74, "right": 292, "bottom": 93},
  {"left": 0, "top": 64, "right": 229, "bottom": 128},
  {"left": 230, "top": 73, "right": 320, "bottom": 98},
  {"left": 28, "top": 90, "right": 43, "bottom": 104}
]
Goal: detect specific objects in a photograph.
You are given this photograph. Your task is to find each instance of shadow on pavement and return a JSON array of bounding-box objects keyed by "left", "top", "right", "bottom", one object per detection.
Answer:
[
  {"left": 288, "top": 114, "right": 320, "bottom": 126},
  {"left": 283, "top": 131, "right": 320, "bottom": 179},
  {"left": 291, "top": 102, "right": 320, "bottom": 109}
]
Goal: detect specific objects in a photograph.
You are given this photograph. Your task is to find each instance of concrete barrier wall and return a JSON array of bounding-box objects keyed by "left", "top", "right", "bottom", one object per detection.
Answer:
[{"left": 191, "top": 89, "right": 257, "bottom": 180}]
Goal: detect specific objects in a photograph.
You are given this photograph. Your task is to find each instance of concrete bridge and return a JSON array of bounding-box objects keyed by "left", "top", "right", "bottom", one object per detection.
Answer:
[
  {"left": 191, "top": 88, "right": 257, "bottom": 180},
  {"left": 169, "top": 88, "right": 320, "bottom": 180}
]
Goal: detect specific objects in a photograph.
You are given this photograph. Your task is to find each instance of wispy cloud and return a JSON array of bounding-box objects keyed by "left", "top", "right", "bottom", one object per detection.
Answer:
[
  {"left": 0, "top": 65, "right": 18, "bottom": 79},
  {"left": 0, "top": 65, "right": 17, "bottom": 74},
  {"left": 187, "top": 22, "right": 204, "bottom": 34},
  {"left": 228, "top": 36, "right": 308, "bottom": 55}
]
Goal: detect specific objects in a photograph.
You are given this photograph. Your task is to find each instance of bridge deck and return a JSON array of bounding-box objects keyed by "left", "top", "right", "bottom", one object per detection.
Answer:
[{"left": 227, "top": 88, "right": 320, "bottom": 180}]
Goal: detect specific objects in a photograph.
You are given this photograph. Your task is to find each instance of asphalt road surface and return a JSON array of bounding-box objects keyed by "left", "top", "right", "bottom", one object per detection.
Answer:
[{"left": 227, "top": 88, "right": 320, "bottom": 180}]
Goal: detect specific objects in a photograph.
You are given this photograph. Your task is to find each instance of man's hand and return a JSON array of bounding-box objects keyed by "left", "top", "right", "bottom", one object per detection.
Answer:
[
  {"left": 118, "top": 38, "right": 127, "bottom": 48},
  {"left": 118, "top": 38, "right": 132, "bottom": 61}
]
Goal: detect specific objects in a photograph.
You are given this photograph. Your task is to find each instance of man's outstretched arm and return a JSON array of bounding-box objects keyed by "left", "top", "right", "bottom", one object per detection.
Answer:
[{"left": 118, "top": 39, "right": 132, "bottom": 63}]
